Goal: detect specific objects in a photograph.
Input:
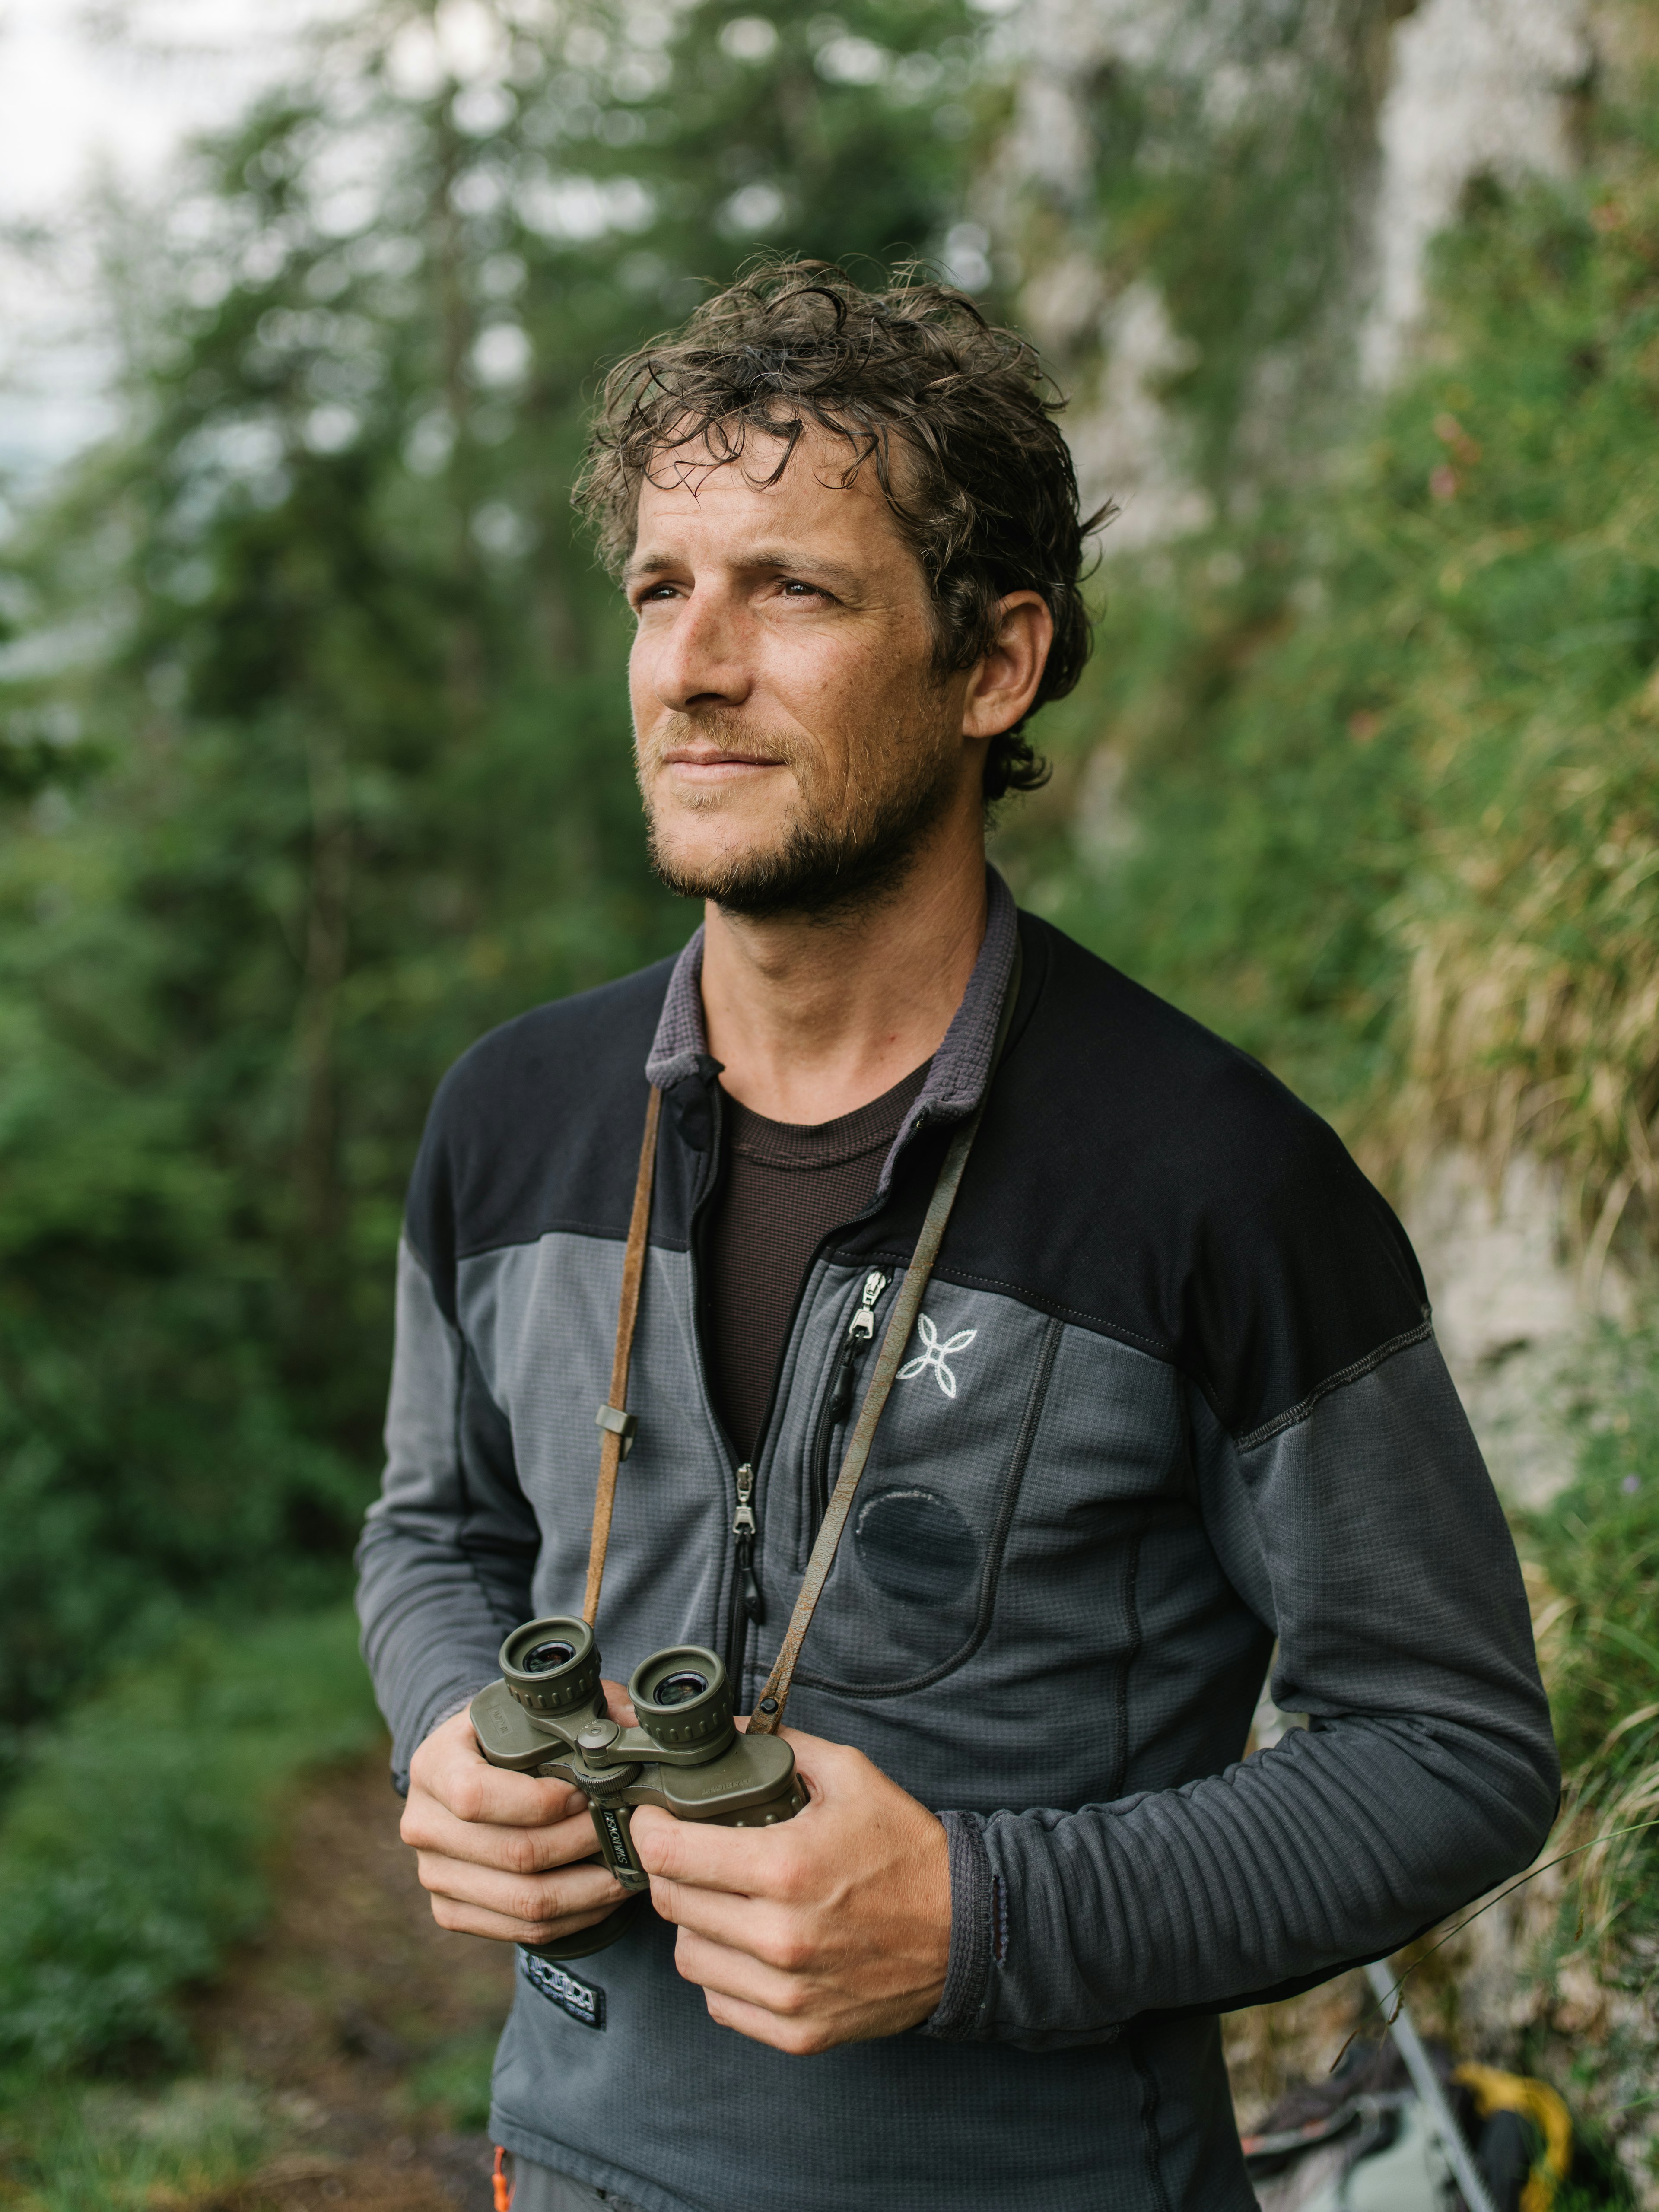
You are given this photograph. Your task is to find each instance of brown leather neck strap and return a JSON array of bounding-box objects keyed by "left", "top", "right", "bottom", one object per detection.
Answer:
[
  {"left": 748, "top": 938, "right": 1023, "bottom": 1736},
  {"left": 582, "top": 1084, "right": 662, "bottom": 1626}
]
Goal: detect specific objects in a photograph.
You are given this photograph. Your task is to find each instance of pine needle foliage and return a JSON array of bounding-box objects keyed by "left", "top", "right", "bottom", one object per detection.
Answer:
[{"left": 0, "top": 0, "right": 991, "bottom": 1743}]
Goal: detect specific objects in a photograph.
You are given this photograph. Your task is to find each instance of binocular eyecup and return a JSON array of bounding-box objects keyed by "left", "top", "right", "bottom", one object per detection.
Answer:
[
  {"left": 500, "top": 1616, "right": 604, "bottom": 1717},
  {"left": 500, "top": 1615, "right": 735, "bottom": 1754},
  {"left": 630, "top": 1644, "right": 734, "bottom": 1751}
]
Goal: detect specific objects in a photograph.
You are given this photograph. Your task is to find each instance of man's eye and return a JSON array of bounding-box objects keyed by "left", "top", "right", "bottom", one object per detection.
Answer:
[{"left": 779, "top": 580, "right": 825, "bottom": 599}]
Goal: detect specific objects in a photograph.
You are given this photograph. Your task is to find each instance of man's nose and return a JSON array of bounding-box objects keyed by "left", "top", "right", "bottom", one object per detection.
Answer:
[{"left": 645, "top": 587, "right": 751, "bottom": 713}]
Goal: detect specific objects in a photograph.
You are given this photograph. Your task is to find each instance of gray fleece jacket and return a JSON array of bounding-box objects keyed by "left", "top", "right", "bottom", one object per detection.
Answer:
[{"left": 356, "top": 872, "right": 1558, "bottom": 2212}]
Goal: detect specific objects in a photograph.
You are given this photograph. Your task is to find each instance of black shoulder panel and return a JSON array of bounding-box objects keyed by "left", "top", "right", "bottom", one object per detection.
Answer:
[
  {"left": 927, "top": 917, "right": 1429, "bottom": 1443},
  {"left": 405, "top": 915, "right": 1426, "bottom": 1442},
  {"left": 404, "top": 956, "right": 680, "bottom": 1313}
]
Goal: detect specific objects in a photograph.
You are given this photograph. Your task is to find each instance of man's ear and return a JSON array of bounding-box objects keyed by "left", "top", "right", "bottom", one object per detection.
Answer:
[{"left": 961, "top": 593, "right": 1054, "bottom": 740}]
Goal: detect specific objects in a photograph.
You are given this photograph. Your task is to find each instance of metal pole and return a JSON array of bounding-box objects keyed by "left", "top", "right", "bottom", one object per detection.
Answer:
[{"left": 1362, "top": 1959, "right": 1499, "bottom": 2212}]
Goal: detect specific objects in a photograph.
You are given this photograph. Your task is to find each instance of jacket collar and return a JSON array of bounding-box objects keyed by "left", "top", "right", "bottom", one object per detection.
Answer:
[{"left": 644, "top": 865, "right": 1019, "bottom": 1197}]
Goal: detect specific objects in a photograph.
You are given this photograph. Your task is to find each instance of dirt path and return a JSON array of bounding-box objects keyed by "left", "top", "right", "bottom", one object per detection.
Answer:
[{"left": 193, "top": 1750, "right": 514, "bottom": 2212}]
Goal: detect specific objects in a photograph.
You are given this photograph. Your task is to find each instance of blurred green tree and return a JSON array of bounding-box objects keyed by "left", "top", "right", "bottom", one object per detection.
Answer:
[{"left": 0, "top": 0, "right": 993, "bottom": 1739}]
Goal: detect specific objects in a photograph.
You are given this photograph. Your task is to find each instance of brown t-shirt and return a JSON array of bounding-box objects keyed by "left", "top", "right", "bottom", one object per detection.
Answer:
[{"left": 702, "top": 1062, "right": 931, "bottom": 1463}]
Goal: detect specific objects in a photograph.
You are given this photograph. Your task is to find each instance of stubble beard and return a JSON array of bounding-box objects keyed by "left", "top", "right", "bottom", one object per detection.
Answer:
[{"left": 638, "top": 709, "right": 963, "bottom": 924}]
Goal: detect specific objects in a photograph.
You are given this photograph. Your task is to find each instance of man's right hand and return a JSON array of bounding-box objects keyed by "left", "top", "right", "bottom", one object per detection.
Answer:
[{"left": 401, "top": 1701, "right": 631, "bottom": 1946}]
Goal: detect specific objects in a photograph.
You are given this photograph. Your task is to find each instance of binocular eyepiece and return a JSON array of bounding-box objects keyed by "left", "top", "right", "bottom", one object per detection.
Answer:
[{"left": 500, "top": 1615, "right": 735, "bottom": 1754}]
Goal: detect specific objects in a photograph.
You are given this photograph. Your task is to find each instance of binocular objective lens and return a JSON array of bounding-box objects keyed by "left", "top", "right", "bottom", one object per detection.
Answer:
[
  {"left": 524, "top": 1640, "right": 577, "bottom": 1674},
  {"left": 652, "top": 1670, "right": 709, "bottom": 1707}
]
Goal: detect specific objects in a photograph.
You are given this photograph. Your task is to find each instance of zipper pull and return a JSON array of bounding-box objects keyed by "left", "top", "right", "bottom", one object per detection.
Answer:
[
  {"left": 830, "top": 1271, "right": 891, "bottom": 1424},
  {"left": 809, "top": 1272, "right": 895, "bottom": 1534},
  {"left": 732, "top": 1462, "right": 763, "bottom": 1623},
  {"left": 732, "top": 1460, "right": 756, "bottom": 1536},
  {"left": 739, "top": 1545, "right": 763, "bottom": 1623},
  {"left": 848, "top": 1268, "right": 890, "bottom": 1344}
]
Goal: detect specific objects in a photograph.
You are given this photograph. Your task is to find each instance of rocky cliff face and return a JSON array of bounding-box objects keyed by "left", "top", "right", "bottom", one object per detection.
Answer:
[
  {"left": 987, "top": 0, "right": 1611, "bottom": 1500},
  {"left": 993, "top": 0, "right": 1592, "bottom": 528},
  {"left": 1360, "top": 0, "right": 1592, "bottom": 387}
]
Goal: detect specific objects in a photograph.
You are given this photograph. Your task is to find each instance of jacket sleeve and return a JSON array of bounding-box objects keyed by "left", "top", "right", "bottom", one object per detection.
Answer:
[
  {"left": 924, "top": 1332, "right": 1560, "bottom": 2048},
  {"left": 355, "top": 1199, "right": 540, "bottom": 1791}
]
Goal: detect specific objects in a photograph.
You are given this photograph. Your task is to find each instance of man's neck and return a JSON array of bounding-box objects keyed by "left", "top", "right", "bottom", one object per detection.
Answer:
[{"left": 699, "top": 833, "right": 989, "bottom": 1126}]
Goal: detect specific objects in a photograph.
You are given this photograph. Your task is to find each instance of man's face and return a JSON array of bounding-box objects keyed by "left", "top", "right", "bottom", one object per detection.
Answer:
[{"left": 625, "top": 425, "right": 976, "bottom": 920}]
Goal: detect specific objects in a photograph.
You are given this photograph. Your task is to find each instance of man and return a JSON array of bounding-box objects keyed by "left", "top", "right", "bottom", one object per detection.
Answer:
[{"left": 357, "top": 265, "right": 1557, "bottom": 2212}]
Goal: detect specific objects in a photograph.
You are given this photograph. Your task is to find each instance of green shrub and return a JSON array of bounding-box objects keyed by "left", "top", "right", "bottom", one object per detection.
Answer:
[
  {"left": 1519, "top": 1326, "right": 1659, "bottom": 1963},
  {"left": 404, "top": 2028, "right": 500, "bottom": 2135},
  {"left": 0, "top": 1605, "right": 380, "bottom": 2077},
  {"left": 0, "top": 2078, "right": 272, "bottom": 2212}
]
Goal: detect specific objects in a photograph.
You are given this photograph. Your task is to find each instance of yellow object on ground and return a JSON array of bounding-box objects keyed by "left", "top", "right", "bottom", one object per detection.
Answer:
[{"left": 1452, "top": 2064, "right": 1573, "bottom": 2212}]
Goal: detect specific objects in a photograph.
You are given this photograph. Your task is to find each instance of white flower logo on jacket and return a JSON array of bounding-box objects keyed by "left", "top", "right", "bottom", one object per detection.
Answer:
[{"left": 897, "top": 1311, "right": 978, "bottom": 1398}]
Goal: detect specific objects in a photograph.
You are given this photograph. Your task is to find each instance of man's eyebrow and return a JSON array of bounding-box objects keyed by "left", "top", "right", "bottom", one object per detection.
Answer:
[
  {"left": 739, "top": 548, "right": 864, "bottom": 588},
  {"left": 623, "top": 554, "right": 678, "bottom": 584}
]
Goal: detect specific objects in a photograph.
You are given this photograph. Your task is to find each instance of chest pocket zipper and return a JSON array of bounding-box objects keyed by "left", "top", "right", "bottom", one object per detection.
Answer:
[
  {"left": 807, "top": 1269, "right": 891, "bottom": 1534},
  {"left": 728, "top": 1271, "right": 891, "bottom": 1688}
]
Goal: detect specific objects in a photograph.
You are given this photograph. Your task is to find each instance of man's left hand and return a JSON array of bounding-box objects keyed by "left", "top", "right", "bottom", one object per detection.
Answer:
[{"left": 629, "top": 1725, "right": 951, "bottom": 2054}]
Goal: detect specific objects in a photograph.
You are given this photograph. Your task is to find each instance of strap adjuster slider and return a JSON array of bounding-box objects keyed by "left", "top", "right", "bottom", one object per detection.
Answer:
[{"left": 596, "top": 1403, "right": 638, "bottom": 1459}]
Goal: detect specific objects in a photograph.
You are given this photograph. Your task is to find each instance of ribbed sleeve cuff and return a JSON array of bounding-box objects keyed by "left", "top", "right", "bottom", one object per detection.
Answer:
[{"left": 919, "top": 1811, "right": 998, "bottom": 2041}]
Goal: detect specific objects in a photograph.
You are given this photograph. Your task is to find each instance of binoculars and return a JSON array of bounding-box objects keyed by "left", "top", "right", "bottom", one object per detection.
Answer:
[{"left": 470, "top": 1616, "right": 805, "bottom": 1960}]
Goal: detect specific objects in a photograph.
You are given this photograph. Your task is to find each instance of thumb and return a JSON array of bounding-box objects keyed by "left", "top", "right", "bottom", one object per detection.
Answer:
[
  {"left": 628, "top": 1803, "right": 677, "bottom": 1871},
  {"left": 775, "top": 1725, "right": 862, "bottom": 1806}
]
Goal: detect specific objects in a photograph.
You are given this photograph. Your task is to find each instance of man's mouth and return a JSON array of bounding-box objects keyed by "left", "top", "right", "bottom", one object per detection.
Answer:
[{"left": 657, "top": 744, "right": 787, "bottom": 777}]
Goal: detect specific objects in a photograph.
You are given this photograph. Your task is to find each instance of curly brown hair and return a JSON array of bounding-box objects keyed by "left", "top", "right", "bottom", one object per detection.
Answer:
[{"left": 574, "top": 261, "right": 1111, "bottom": 801}]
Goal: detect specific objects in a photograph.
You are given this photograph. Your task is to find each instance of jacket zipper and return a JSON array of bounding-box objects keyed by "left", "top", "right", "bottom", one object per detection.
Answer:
[
  {"left": 677, "top": 1085, "right": 755, "bottom": 1693},
  {"left": 807, "top": 1268, "right": 891, "bottom": 1532},
  {"left": 728, "top": 1458, "right": 763, "bottom": 1689}
]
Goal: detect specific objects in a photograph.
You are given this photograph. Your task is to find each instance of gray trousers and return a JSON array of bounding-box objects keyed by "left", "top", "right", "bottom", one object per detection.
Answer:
[{"left": 505, "top": 2155, "right": 642, "bottom": 2212}]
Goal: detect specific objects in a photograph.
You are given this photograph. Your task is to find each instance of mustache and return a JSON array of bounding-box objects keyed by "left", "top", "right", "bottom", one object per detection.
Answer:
[{"left": 638, "top": 711, "right": 802, "bottom": 770}]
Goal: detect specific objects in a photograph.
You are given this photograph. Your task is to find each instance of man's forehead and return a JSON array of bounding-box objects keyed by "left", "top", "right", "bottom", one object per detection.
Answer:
[
  {"left": 651, "top": 414, "right": 876, "bottom": 488},
  {"left": 627, "top": 420, "right": 909, "bottom": 568}
]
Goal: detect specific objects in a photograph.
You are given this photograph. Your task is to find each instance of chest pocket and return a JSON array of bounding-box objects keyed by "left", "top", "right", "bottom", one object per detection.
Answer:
[{"left": 793, "top": 1288, "right": 1061, "bottom": 1696}]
